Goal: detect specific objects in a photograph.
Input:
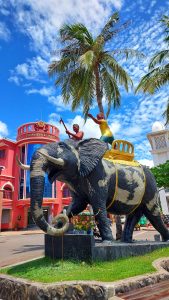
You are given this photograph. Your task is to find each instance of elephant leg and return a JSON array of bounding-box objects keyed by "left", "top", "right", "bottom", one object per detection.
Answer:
[
  {"left": 143, "top": 205, "right": 169, "bottom": 241},
  {"left": 115, "top": 215, "right": 122, "bottom": 240},
  {"left": 66, "top": 193, "right": 88, "bottom": 217},
  {"left": 90, "top": 197, "right": 114, "bottom": 242},
  {"left": 122, "top": 208, "right": 143, "bottom": 243}
]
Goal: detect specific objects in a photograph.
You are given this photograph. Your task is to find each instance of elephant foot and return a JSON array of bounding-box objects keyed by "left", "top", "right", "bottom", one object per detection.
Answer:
[
  {"left": 162, "top": 238, "right": 169, "bottom": 242},
  {"left": 116, "top": 233, "right": 122, "bottom": 241},
  {"left": 161, "top": 234, "right": 169, "bottom": 242},
  {"left": 121, "top": 237, "right": 133, "bottom": 243},
  {"left": 102, "top": 240, "right": 114, "bottom": 245}
]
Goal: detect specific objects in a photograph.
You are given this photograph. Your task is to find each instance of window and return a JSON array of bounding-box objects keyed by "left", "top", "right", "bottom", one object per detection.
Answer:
[
  {"left": 154, "top": 136, "right": 167, "bottom": 150},
  {"left": 63, "top": 186, "right": 71, "bottom": 198},
  {"left": 3, "top": 186, "right": 13, "bottom": 199},
  {"left": 54, "top": 182, "right": 57, "bottom": 198},
  {"left": 0, "top": 150, "right": 5, "bottom": 159},
  {"left": 18, "top": 143, "right": 53, "bottom": 199},
  {"left": 2, "top": 209, "right": 11, "bottom": 224},
  {"left": 28, "top": 125, "right": 32, "bottom": 131},
  {"left": 19, "top": 146, "right": 25, "bottom": 199}
]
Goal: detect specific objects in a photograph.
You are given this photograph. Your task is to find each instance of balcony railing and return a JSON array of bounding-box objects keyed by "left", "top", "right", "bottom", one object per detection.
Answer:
[{"left": 17, "top": 121, "right": 59, "bottom": 141}]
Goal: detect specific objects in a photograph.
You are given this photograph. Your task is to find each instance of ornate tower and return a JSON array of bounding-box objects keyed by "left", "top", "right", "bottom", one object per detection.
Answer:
[
  {"left": 147, "top": 122, "right": 169, "bottom": 214},
  {"left": 0, "top": 121, "right": 71, "bottom": 231}
]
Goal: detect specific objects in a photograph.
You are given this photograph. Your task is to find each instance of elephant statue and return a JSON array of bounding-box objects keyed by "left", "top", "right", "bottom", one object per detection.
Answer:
[{"left": 19, "top": 138, "right": 169, "bottom": 243}]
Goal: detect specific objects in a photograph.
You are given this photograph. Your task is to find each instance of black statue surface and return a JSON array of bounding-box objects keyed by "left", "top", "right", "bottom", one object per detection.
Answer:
[{"left": 19, "top": 138, "right": 169, "bottom": 243}]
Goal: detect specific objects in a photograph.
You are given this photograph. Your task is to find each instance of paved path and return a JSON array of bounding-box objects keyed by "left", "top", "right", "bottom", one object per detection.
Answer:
[
  {"left": 118, "top": 279, "right": 169, "bottom": 299},
  {"left": 0, "top": 225, "right": 161, "bottom": 268},
  {"left": 0, "top": 232, "right": 44, "bottom": 267}
]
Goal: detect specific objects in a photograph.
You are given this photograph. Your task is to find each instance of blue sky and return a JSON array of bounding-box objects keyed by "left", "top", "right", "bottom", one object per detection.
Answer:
[{"left": 0, "top": 0, "right": 169, "bottom": 166}]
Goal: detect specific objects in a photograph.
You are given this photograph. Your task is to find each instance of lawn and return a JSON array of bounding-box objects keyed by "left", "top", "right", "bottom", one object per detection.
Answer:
[{"left": 0, "top": 247, "right": 169, "bottom": 283}]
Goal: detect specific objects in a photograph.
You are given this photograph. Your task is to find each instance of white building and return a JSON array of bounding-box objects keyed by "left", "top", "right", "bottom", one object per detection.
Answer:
[{"left": 147, "top": 122, "right": 169, "bottom": 214}]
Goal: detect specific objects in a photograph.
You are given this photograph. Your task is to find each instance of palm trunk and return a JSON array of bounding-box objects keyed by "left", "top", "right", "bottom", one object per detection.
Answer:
[{"left": 94, "top": 65, "right": 104, "bottom": 115}]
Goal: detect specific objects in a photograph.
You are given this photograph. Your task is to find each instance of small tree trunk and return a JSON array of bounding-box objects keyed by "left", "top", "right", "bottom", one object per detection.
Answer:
[{"left": 94, "top": 65, "right": 104, "bottom": 115}]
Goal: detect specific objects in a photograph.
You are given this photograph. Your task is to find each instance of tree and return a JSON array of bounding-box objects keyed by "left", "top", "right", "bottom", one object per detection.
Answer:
[
  {"left": 162, "top": 99, "right": 169, "bottom": 125},
  {"left": 151, "top": 161, "right": 169, "bottom": 188},
  {"left": 136, "top": 16, "right": 169, "bottom": 124},
  {"left": 49, "top": 12, "right": 143, "bottom": 118}
]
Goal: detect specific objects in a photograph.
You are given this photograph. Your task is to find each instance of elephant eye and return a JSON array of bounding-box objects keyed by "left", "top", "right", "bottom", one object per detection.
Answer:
[{"left": 59, "top": 142, "right": 70, "bottom": 150}]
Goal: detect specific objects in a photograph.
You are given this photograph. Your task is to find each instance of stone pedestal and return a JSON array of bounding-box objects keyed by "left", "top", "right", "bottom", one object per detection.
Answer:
[
  {"left": 45, "top": 234, "right": 95, "bottom": 261},
  {"left": 45, "top": 234, "right": 169, "bottom": 261}
]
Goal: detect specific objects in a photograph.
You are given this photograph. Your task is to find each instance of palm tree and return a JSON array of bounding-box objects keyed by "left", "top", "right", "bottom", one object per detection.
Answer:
[
  {"left": 49, "top": 12, "right": 143, "bottom": 118},
  {"left": 163, "top": 99, "right": 169, "bottom": 124},
  {"left": 136, "top": 16, "right": 169, "bottom": 124}
]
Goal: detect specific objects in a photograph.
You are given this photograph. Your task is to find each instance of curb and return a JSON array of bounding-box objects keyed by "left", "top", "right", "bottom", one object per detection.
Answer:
[
  {"left": 0, "top": 256, "right": 44, "bottom": 270},
  {"left": 0, "top": 230, "right": 42, "bottom": 236},
  {"left": 0, "top": 257, "right": 169, "bottom": 299},
  {"left": 114, "top": 257, "right": 169, "bottom": 296}
]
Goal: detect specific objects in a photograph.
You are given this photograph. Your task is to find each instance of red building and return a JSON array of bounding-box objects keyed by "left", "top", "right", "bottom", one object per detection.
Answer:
[{"left": 0, "top": 121, "right": 71, "bottom": 231}]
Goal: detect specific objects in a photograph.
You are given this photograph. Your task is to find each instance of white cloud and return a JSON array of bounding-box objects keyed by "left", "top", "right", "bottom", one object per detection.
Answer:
[
  {"left": 109, "top": 121, "right": 121, "bottom": 135},
  {"left": 0, "top": 121, "right": 8, "bottom": 138},
  {"left": 48, "top": 95, "right": 71, "bottom": 112},
  {"left": 48, "top": 112, "right": 61, "bottom": 120},
  {"left": 124, "top": 125, "right": 143, "bottom": 137},
  {"left": 48, "top": 114, "right": 102, "bottom": 140},
  {"left": 9, "top": 56, "right": 48, "bottom": 83},
  {"left": 4, "top": 0, "right": 169, "bottom": 163},
  {"left": 0, "top": 21, "right": 10, "bottom": 41},
  {"left": 8, "top": 76, "right": 20, "bottom": 85},
  {"left": 48, "top": 94, "right": 83, "bottom": 113},
  {"left": 0, "top": 1, "right": 10, "bottom": 16},
  {"left": 138, "top": 159, "right": 154, "bottom": 168},
  {"left": 6, "top": 0, "right": 123, "bottom": 57},
  {"left": 26, "top": 86, "right": 53, "bottom": 97}
]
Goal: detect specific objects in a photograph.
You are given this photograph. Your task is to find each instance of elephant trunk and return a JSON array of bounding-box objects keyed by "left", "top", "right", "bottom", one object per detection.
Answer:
[{"left": 30, "top": 153, "right": 69, "bottom": 236}]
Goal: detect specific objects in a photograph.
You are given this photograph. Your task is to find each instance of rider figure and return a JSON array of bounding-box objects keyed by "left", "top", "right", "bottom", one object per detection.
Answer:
[
  {"left": 88, "top": 112, "right": 122, "bottom": 240},
  {"left": 88, "top": 112, "right": 114, "bottom": 145},
  {"left": 66, "top": 124, "right": 84, "bottom": 141}
]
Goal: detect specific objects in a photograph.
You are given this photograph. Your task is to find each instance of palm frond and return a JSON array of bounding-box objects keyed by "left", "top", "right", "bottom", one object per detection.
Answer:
[
  {"left": 136, "top": 64, "right": 169, "bottom": 94},
  {"left": 97, "top": 12, "right": 119, "bottom": 42},
  {"left": 71, "top": 70, "right": 95, "bottom": 117},
  {"left": 101, "top": 67, "right": 120, "bottom": 117},
  {"left": 48, "top": 57, "right": 73, "bottom": 77},
  {"left": 137, "top": 15, "right": 169, "bottom": 96},
  {"left": 149, "top": 50, "right": 169, "bottom": 69},
  {"left": 162, "top": 99, "right": 169, "bottom": 125},
  {"left": 161, "top": 15, "right": 169, "bottom": 30},
  {"left": 102, "top": 53, "right": 133, "bottom": 91},
  {"left": 60, "top": 23, "right": 93, "bottom": 45},
  {"left": 111, "top": 49, "right": 145, "bottom": 59},
  {"left": 78, "top": 50, "right": 94, "bottom": 70},
  {"left": 161, "top": 16, "right": 169, "bottom": 43},
  {"left": 97, "top": 12, "right": 130, "bottom": 44}
]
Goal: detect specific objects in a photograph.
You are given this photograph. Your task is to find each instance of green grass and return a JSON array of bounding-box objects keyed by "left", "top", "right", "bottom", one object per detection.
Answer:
[{"left": 0, "top": 247, "right": 169, "bottom": 283}]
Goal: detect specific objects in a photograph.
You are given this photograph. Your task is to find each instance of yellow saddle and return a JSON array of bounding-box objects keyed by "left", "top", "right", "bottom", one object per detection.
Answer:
[{"left": 104, "top": 140, "right": 134, "bottom": 162}]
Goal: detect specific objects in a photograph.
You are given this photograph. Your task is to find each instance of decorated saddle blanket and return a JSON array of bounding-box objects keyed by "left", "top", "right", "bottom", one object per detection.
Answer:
[{"left": 104, "top": 159, "right": 146, "bottom": 215}]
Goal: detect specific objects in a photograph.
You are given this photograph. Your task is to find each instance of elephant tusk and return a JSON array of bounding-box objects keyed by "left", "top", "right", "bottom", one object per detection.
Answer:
[
  {"left": 38, "top": 149, "right": 65, "bottom": 166},
  {"left": 16, "top": 155, "right": 30, "bottom": 170}
]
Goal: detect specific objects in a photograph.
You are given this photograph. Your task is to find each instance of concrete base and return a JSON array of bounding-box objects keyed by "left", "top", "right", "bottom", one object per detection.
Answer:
[{"left": 45, "top": 234, "right": 169, "bottom": 261}]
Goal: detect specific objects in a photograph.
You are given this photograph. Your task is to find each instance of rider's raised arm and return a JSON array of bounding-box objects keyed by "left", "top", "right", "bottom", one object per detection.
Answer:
[{"left": 88, "top": 114, "right": 101, "bottom": 124}]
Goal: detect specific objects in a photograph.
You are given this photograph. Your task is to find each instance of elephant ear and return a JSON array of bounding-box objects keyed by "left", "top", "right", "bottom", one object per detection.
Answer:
[{"left": 76, "top": 138, "right": 108, "bottom": 177}]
